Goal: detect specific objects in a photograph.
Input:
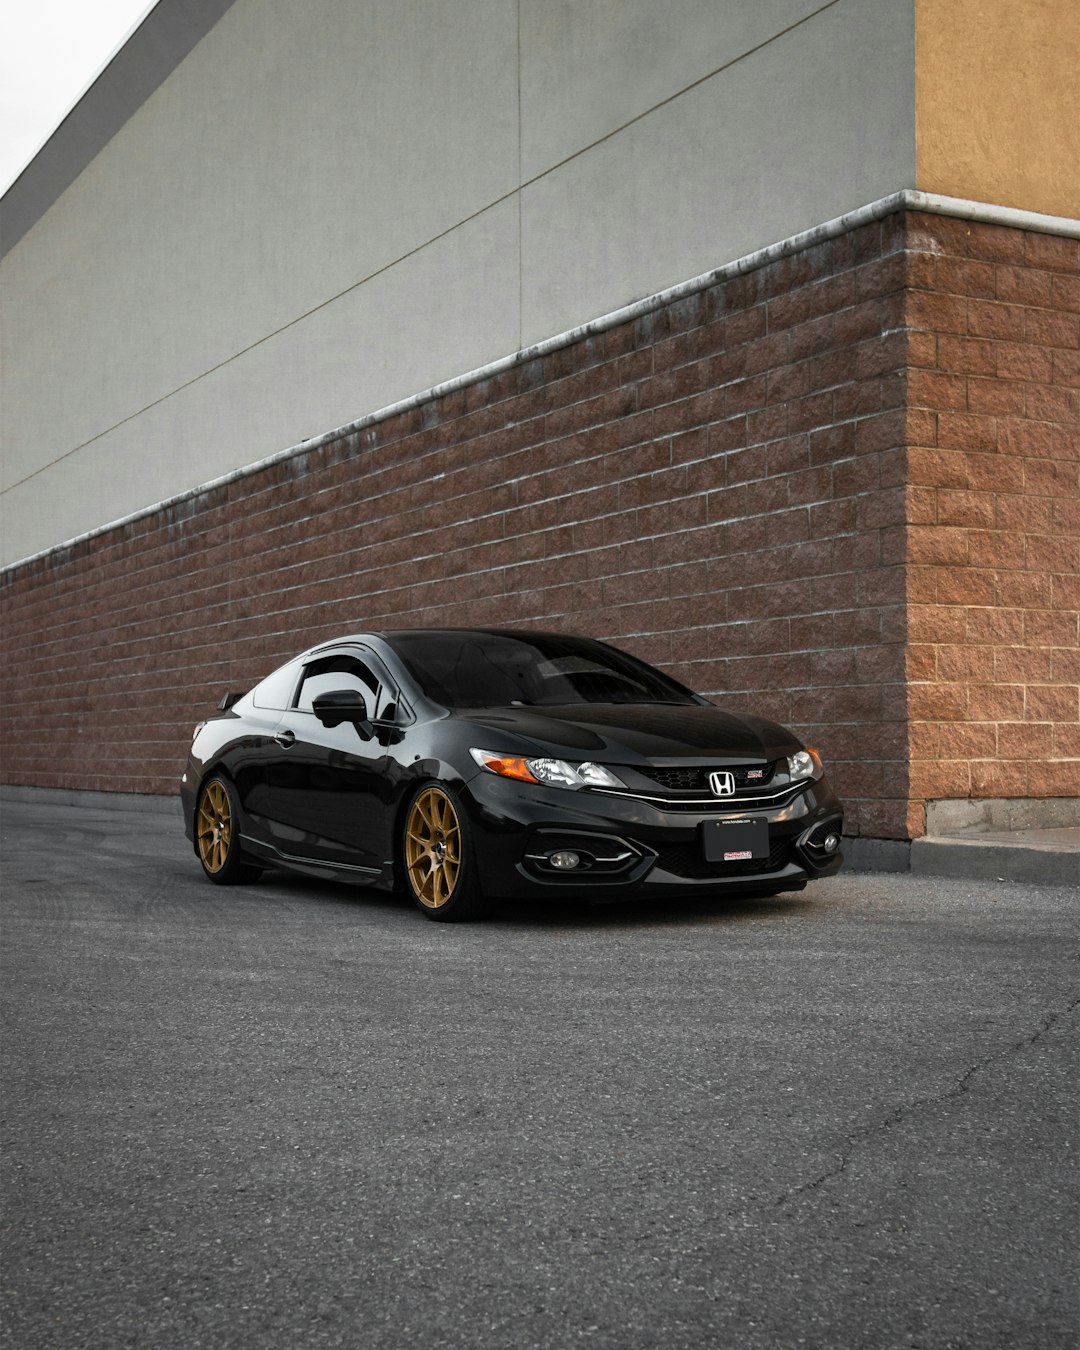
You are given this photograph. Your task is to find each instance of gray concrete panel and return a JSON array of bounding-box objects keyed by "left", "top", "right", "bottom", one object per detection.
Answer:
[
  {"left": 519, "top": 0, "right": 915, "bottom": 344},
  {"left": 2, "top": 0, "right": 519, "bottom": 517},
  {"left": 1, "top": 198, "right": 520, "bottom": 564},
  {"left": 519, "top": 0, "right": 826, "bottom": 179}
]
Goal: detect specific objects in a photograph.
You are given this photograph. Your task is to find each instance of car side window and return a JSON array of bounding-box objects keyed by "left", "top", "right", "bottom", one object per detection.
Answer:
[
  {"left": 251, "top": 659, "right": 303, "bottom": 710},
  {"left": 294, "top": 655, "right": 383, "bottom": 715}
]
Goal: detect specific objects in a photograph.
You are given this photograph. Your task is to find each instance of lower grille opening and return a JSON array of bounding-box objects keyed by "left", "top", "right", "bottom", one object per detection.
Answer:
[{"left": 651, "top": 838, "right": 792, "bottom": 879}]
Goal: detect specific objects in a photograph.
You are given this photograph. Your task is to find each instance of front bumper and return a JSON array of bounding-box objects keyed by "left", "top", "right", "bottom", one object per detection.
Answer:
[{"left": 463, "top": 771, "right": 844, "bottom": 900}]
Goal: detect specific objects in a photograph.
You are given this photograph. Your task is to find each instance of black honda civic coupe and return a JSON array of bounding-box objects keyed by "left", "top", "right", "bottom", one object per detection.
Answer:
[{"left": 181, "top": 629, "right": 844, "bottom": 920}]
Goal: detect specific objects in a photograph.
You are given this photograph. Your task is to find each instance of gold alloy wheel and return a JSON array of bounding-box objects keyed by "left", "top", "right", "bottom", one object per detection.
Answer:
[
  {"left": 197, "top": 779, "right": 233, "bottom": 874},
  {"left": 404, "top": 786, "right": 462, "bottom": 909}
]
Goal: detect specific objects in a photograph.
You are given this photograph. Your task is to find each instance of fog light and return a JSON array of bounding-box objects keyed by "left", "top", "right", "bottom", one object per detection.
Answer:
[
  {"left": 823, "top": 834, "right": 840, "bottom": 854},
  {"left": 549, "top": 851, "right": 581, "bottom": 870}
]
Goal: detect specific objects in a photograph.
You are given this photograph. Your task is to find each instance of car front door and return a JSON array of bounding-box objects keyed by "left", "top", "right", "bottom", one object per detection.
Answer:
[{"left": 264, "top": 649, "right": 399, "bottom": 874}]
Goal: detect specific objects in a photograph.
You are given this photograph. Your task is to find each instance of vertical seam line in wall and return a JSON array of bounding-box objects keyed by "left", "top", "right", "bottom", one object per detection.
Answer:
[
  {"left": 517, "top": 0, "right": 523, "bottom": 355},
  {"left": 3, "top": 0, "right": 846, "bottom": 500}
]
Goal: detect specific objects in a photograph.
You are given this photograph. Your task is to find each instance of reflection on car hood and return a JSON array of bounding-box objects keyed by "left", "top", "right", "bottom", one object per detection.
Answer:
[{"left": 457, "top": 703, "right": 798, "bottom": 762}]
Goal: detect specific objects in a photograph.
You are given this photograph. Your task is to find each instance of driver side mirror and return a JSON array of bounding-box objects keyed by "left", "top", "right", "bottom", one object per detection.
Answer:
[{"left": 312, "top": 689, "right": 373, "bottom": 738}]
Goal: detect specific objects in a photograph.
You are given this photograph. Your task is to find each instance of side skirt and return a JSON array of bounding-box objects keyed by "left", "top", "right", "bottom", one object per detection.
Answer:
[{"left": 239, "top": 833, "right": 390, "bottom": 887}]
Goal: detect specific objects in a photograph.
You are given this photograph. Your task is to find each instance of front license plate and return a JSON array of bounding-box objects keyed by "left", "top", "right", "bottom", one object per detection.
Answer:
[{"left": 702, "top": 817, "right": 769, "bottom": 862}]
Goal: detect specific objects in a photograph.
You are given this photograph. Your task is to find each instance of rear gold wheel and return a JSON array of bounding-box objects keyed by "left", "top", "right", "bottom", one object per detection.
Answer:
[
  {"left": 196, "top": 776, "right": 262, "bottom": 885},
  {"left": 402, "top": 784, "right": 487, "bottom": 920}
]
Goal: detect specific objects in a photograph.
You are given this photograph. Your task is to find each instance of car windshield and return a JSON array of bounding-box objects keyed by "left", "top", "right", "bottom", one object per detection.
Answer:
[{"left": 384, "top": 632, "right": 702, "bottom": 709}]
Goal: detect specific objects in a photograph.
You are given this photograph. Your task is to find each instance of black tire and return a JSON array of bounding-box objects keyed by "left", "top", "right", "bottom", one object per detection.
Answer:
[
  {"left": 401, "top": 782, "right": 489, "bottom": 921},
  {"left": 195, "top": 775, "right": 263, "bottom": 885}
]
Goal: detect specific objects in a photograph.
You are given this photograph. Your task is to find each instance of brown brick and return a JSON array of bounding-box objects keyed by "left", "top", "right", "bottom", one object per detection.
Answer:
[
  {"left": 1051, "top": 272, "right": 1080, "bottom": 312},
  {"left": 996, "top": 570, "right": 1052, "bottom": 608},
  {"left": 1025, "top": 457, "right": 1080, "bottom": 496},
  {"left": 997, "top": 419, "right": 1057, "bottom": 459},
  {"left": 909, "top": 759, "right": 972, "bottom": 799},
  {"left": 937, "top": 335, "right": 996, "bottom": 376},
  {"left": 968, "top": 682, "right": 1025, "bottom": 720},
  {"left": 995, "top": 265, "right": 1053, "bottom": 307},
  {"left": 1025, "top": 684, "right": 1079, "bottom": 722},
  {"left": 1053, "top": 348, "right": 1080, "bottom": 389},
  {"left": 906, "top": 289, "right": 967, "bottom": 335},
  {"left": 1025, "top": 607, "right": 1080, "bottom": 647},
  {"left": 970, "top": 759, "right": 1022, "bottom": 796},
  {"left": 1026, "top": 232, "right": 1080, "bottom": 273},
  {"left": 938, "top": 722, "right": 1000, "bottom": 758},
  {"left": 935, "top": 490, "right": 996, "bottom": 529},
  {"left": 937, "top": 256, "right": 998, "bottom": 298},
  {"left": 1026, "top": 308, "right": 1079, "bottom": 349},
  {"left": 1052, "top": 571, "right": 1080, "bottom": 608},
  {"left": 936, "top": 412, "right": 998, "bottom": 454},
  {"left": 908, "top": 446, "right": 969, "bottom": 488},
  {"left": 908, "top": 525, "right": 970, "bottom": 567},
  {"left": 965, "top": 606, "right": 1025, "bottom": 644},
  {"left": 908, "top": 330, "right": 938, "bottom": 368},
  {"left": 997, "top": 722, "right": 1054, "bottom": 760},
  {"left": 967, "top": 379, "right": 1026, "bottom": 417},
  {"left": 919, "top": 214, "right": 1027, "bottom": 265},
  {"left": 1051, "top": 424, "right": 1080, "bottom": 460},
  {"left": 993, "top": 645, "right": 1052, "bottom": 684},
  {"left": 936, "top": 568, "right": 996, "bottom": 607},
  {"left": 1053, "top": 721, "right": 1080, "bottom": 756},
  {"left": 725, "top": 305, "right": 767, "bottom": 347},
  {"left": 967, "top": 300, "right": 1027, "bottom": 342},
  {"left": 908, "top": 368, "right": 968, "bottom": 411},
  {"left": 1029, "top": 759, "right": 1080, "bottom": 798},
  {"left": 907, "top": 603, "right": 966, "bottom": 644}
]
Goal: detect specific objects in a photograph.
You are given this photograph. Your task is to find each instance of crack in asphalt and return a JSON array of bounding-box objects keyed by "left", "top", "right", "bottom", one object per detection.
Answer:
[{"left": 775, "top": 992, "right": 1080, "bottom": 1208}]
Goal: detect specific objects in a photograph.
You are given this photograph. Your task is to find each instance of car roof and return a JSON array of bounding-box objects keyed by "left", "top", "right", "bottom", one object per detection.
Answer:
[{"left": 300, "top": 628, "right": 593, "bottom": 660}]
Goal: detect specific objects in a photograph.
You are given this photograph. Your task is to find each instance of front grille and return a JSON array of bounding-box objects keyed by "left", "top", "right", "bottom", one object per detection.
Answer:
[
  {"left": 652, "top": 837, "right": 791, "bottom": 879},
  {"left": 637, "top": 763, "right": 777, "bottom": 792}
]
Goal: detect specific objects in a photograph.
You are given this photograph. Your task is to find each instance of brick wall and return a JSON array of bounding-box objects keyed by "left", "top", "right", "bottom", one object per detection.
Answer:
[
  {"left": 904, "top": 214, "right": 1079, "bottom": 818},
  {"left": 2, "top": 210, "right": 1076, "bottom": 838}
]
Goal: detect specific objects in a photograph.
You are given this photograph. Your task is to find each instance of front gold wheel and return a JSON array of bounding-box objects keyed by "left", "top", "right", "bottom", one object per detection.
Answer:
[
  {"left": 401, "top": 783, "right": 488, "bottom": 920},
  {"left": 404, "top": 786, "right": 462, "bottom": 909}
]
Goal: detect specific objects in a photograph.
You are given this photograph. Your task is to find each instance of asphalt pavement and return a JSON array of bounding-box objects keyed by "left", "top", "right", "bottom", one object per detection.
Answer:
[{"left": 1, "top": 797, "right": 1077, "bottom": 1350}]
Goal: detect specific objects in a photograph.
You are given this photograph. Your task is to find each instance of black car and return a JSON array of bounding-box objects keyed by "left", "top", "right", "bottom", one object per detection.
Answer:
[{"left": 181, "top": 629, "right": 843, "bottom": 920}]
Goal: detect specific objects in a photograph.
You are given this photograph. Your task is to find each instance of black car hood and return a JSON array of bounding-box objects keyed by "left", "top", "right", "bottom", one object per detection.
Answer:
[{"left": 457, "top": 703, "right": 799, "bottom": 763}]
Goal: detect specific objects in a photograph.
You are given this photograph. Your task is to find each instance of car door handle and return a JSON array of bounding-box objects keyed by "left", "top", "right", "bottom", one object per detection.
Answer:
[{"left": 274, "top": 730, "right": 296, "bottom": 748}]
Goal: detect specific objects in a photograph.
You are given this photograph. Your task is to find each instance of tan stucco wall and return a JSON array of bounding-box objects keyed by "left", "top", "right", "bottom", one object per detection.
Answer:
[{"left": 916, "top": 0, "right": 1080, "bottom": 219}]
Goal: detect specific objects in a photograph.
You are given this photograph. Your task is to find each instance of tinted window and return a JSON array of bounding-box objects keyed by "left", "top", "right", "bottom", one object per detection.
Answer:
[
  {"left": 294, "top": 655, "right": 382, "bottom": 714},
  {"left": 251, "top": 659, "right": 302, "bottom": 711},
  {"left": 385, "top": 632, "right": 701, "bottom": 709}
]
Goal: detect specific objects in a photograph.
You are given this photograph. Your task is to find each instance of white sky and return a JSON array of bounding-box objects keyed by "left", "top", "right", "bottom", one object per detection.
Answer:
[{"left": 0, "top": 0, "right": 158, "bottom": 195}]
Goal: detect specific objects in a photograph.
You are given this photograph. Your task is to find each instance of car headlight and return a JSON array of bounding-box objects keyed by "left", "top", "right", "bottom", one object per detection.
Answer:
[
  {"left": 787, "top": 747, "right": 824, "bottom": 781},
  {"left": 470, "top": 748, "right": 626, "bottom": 790}
]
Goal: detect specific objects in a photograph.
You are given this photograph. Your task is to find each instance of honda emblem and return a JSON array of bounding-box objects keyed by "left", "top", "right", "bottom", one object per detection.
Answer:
[{"left": 709, "top": 771, "right": 736, "bottom": 797}]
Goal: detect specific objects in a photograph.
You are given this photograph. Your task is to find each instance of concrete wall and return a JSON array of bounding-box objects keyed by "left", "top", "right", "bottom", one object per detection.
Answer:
[{"left": 0, "top": 0, "right": 916, "bottom": 567}]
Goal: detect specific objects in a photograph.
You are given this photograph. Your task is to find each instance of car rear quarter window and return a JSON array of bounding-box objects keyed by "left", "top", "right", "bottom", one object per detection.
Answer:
[{"left": 251, "top": 660, "right": 303, "bottom": 710}]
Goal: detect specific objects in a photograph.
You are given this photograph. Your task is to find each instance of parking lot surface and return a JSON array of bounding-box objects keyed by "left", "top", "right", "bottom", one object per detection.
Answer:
[{"left": 2, "top": 797, "right": 1077, "bottom": 1349}]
